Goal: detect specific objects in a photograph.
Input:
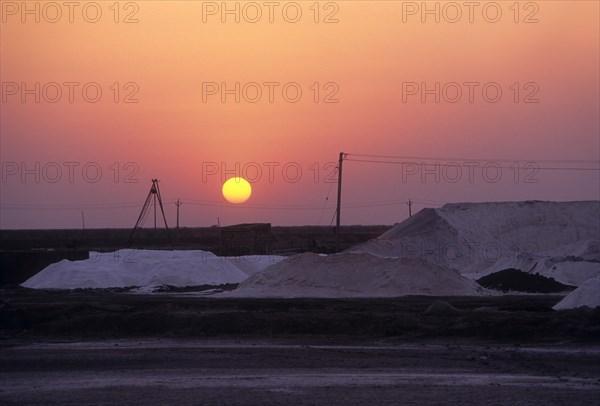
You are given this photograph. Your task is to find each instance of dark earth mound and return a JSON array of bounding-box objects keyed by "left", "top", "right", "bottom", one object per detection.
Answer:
[
  {"left": 477, "top": 268, "right": 577, "bottom": 293},
  {"left": 150, "top": 283, "right": 239, "bottom": 293}
]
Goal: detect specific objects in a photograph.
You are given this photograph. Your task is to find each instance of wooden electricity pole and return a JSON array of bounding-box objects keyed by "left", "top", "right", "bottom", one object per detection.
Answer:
[
  {"left": 335, "top": 152, "right": 345, "bottom": 252},
  {"left": 175, "top": 199, "right": 182, "bottom": 228},
  {"left": 407, "top": 199, "right": 413, "bottom": 217},
  {"left": 175, "top": 199, "right": 182, "bottom": 243}
]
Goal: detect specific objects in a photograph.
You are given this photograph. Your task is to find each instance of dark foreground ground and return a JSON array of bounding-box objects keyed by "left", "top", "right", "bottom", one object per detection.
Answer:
[{"left": 1, "top": 290, "right": 599, "bottom": 405}]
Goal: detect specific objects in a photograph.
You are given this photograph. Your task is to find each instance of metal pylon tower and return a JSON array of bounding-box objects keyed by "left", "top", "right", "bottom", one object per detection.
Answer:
[{"left": 128, "top": 179, "right": 172, "bottom": 247}]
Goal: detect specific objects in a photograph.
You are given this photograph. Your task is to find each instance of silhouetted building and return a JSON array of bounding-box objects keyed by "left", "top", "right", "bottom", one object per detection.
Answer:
[{"left": 220, "top": 223, "right": 273, "bottom": 256}]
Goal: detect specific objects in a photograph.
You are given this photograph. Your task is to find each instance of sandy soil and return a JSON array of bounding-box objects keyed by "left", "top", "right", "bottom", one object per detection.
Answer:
[
  {"left": 2, "top": 340, "right": 600, "bottom": 405},
  {"left": 1, "top": 289, "right": 599, "bottom": 405}
]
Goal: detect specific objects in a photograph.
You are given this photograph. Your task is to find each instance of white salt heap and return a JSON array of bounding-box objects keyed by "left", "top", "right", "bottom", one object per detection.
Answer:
[
  {"left": 21, "top": 201, "right": 599, "bottom": 298},
  {"left": 354, "top": 201, "right": 600, "bottom": 286},
  {"left": 224, "top": 251, "right": 489, "bottom": 298},
  {"left": 553, "top": 276, "right": 600, "bottom": 310},
  {"left": 227, "top": 201, "right": 598, "bottom": 298},
  {"left": 21, "top": 249, "right": 284, "bottom": 290}
]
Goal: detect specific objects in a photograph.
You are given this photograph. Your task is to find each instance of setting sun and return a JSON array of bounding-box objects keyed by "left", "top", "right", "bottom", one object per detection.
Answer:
[{"left": 222, "top": 177, "right": 252, "bottom": 204}]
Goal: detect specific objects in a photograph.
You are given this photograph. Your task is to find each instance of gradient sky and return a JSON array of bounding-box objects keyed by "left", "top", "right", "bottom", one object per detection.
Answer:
[{"left": 1, "top": 1, "right": 599, "bottom": 229}]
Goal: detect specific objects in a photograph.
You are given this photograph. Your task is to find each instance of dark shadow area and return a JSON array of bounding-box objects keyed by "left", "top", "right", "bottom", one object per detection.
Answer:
[{"left": 477, "top": 268, "right": 577, "bottom": 293}]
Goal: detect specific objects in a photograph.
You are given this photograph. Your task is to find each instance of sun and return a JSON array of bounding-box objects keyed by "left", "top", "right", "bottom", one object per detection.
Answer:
[{"left": 222, "top": 177, "right": 252, "bottom": 204}]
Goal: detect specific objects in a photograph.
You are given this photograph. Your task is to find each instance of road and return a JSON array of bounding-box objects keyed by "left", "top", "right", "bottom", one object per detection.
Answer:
[{"left": 2, "top": 339, "right": 599, "bottom": 405}]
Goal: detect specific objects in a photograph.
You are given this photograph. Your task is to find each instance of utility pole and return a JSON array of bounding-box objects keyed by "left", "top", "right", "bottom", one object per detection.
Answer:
[
  {"left": 81, "top": 210, "right": 85, "bottom": 230},
  {"left": 407, "top": 199, "right": 413, "bottom": 217},
  {"left": 175, "top": 199, "right": 182, "bottom": 243},
  {"left": 175, "top": 199, "right": 182, "bottom": 228},
  {"left": 335, "top": 152, "right": 345, "bottom": 252}
]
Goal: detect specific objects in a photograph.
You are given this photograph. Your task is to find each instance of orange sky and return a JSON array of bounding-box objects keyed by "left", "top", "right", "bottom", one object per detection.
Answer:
[{"left": 1, "top": 1, "right": 599, "bottom": 228}]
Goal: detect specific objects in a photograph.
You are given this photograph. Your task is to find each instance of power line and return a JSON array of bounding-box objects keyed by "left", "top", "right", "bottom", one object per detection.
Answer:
[
  {"left": 346, "top": 153, "right": 599, "bottom": 164},
  {"left": 0, "top": 202, "right": 142, "bottom": 211},
  {"left": 344, "top": 158, "right": 600, "bottom": 171},
  {"left": 332, "top": 151, "right": 599, "bottom": 247},
  {"left": 0, "top": 198, "right": 442, "bottom": 211},
  {"left": 13, "top": 150, "right": 595, "bottom": 217},
  {"left": 318, "top": 165, "right": 338, "bottom": 225}
]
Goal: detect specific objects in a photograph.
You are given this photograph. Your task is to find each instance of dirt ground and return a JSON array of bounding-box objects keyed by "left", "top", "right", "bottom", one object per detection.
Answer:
[{"left": 1, "top": 289, "right": 599, "bottom": 405}]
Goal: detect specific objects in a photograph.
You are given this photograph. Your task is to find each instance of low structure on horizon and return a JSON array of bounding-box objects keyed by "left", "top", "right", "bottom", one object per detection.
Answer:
[{"left": 220, "top": 223, "right": 274, "bottom": 256}]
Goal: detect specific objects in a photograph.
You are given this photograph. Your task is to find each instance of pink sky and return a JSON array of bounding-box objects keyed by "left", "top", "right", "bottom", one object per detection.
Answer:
[{"left": 1, "top": 1, "right": 599, "bottom": 228}]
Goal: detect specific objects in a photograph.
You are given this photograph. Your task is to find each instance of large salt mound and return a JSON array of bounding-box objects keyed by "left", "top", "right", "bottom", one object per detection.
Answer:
[
  {"left": 353, "top": 201, "right": 600, "bottom": 285},
  {"left": 224, "top": 251, "right": 489, "bottom": 298},
  {"left": 21, "top": 249, "right": 283, "bottom": 290},
  {"left": 226, "top": 255, "right": 285, "bottom": 276},
  {"left": 553, "top": 276, "right": 600, "bottom": 310}
]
